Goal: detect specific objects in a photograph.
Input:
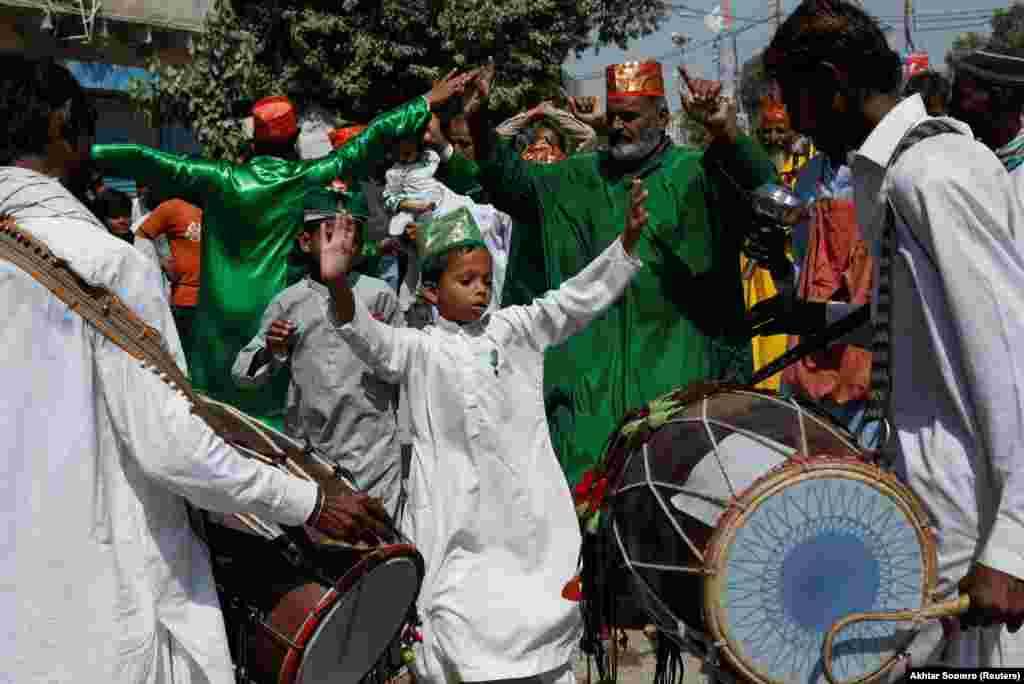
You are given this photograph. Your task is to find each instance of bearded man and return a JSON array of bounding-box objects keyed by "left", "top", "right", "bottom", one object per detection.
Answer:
[
  {"left": 756, "top": 0, "right": 1024, "bottom": 669},
  {"left": 468, "top": 61, "right": 777, "bottom": 486}
]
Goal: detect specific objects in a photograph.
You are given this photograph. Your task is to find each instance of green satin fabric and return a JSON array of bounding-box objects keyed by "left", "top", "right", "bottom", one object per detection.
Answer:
[
  {"left": 93, "top": 97, "right": 431, "bottom": 427},
  {"left": 479, "top": 135, "right": 777, "bottom": 486}
]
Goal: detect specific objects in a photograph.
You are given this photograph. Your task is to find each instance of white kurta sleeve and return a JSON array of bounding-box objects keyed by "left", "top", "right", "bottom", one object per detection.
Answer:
[
  {"left": 95, "top": 334, "right": 318, "bottom": 526},
  {"left": 325, "top": 293, "right": 423, "bottom": 384},
  {"left": 495, "top": 110, "right": 535, "bottom": 139},
  {"left": 890, "top": 135, "right": 1024, "bottom": 581},
  {"left": 499, "top": 236, "right": 642, "bottom": 351},
  {"left": 232, "top": 296, "right": 289, "bottom": 388},
  {"left": 543, "top": 106, "right": 598, "bottom": 152}
]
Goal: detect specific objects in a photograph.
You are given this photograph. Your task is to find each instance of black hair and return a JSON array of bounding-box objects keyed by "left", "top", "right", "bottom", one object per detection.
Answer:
[
  {"left": 952, "top": 49, "right": 1024, "bottom": 114},
  {"left": 0, "top": 56, "right": 96, "bottom": 165},
  {"left": 765, "top": 0, "right": 902, "bottom": 96},
  {"left": 903, "top": 70, "right": 951, "bottom": 104},
  {"left": 93, "top": 188, "right": 132, "bottom": 223},
  {"left": 420, "top": 245, "right": 486, "bottom": 287}
]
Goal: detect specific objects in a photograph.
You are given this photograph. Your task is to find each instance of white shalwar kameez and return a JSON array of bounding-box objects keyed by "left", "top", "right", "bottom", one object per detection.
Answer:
[
  {"left": 328, "top": 237, "right": 642, "bottom": 683},
  {"left": 0, "top": 167, "right": 318, "bottom": 684},
  {"left": 825, "top": 95, "right": 1024, "bottom": 672}
]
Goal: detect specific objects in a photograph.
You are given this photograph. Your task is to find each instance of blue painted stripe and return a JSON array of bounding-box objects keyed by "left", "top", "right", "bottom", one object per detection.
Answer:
[{"left": 64, "top": 60, "right": 152, "bottom": 93}]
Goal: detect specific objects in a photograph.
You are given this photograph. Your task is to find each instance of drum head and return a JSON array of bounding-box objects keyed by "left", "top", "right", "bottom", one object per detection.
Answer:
[
  {"left": 609, "top": 390, "right": 863, "bottom": 634},
  {"left": 705, "top": 461, "right": 935, "bottom": 684},
  {"left": 297, "top": 548, "right": 423, "bottom": 684}
]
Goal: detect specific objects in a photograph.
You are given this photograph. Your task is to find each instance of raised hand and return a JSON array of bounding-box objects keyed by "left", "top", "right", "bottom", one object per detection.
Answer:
[
  {"left": 678, "top": 65, "right": 738, "bottom": 143},
  {"left": 568, "top": 96, "right": 605, "bottom": 129},
  {"left": 470, "top": 61, "right": 496, "bottom": 103},
  {"left": 266, "top": 319, "right": 297, "bottom": 356},
  {"left": 425, "top": 69, "right": 476, "bottom": 111},
  {"left": 622, "top": 177, "right": 648, "bottom": 256},
  {"left": 319, "top": 216, "right": 359, "bottom": 286}
]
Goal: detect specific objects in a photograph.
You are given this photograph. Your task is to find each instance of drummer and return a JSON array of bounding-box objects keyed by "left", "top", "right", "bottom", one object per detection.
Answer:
[
  {"left": 756, "top": 0, "right": 1024, "bottom": 666},
  {"left": 1, "top": 56, "right": 392, "bottom": 684},
  {"left": 233, "top": 187, "right": 404, "bottom": 517}
]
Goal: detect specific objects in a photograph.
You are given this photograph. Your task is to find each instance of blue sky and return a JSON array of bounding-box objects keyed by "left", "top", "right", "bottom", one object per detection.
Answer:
[{"left": 566, "top": 0, "right": 1002, "bottom": 109}]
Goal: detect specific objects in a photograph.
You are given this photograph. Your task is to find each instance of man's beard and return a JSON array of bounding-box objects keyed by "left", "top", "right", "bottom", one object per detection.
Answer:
[{"left": 609, "top": 128, "right": 665, "bottom": 161}]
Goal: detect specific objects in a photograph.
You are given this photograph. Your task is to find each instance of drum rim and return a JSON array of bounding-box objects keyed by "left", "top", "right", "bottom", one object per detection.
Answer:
[
  {"left": 605, "top": 386, "right": 861, "bottom": 499},
  {"left": 281, "top": 544, "right": 425, "bottom": 684},
  {"left": 702, "top": 457, "right": 937, "bottom": 684}
]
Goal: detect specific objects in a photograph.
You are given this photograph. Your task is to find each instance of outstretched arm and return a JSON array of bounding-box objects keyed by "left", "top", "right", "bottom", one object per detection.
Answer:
[
  {"left": 321, "top": 220, "right": 420, "bottom": 383},
  {"left": 501, "top": 178, "right": 647, "bottom": 350},
  {"left": 90, "top": 145, "right": 226, "bottom": 208},
  {"left": 304, "top": 70, "right": 478, "bottom": 188},
  {"left": 466, "top": 66, "right": 543, "bottom": 226}
]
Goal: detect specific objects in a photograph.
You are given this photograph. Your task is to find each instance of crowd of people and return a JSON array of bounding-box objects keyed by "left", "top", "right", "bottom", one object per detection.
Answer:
[{"left": 4, "top": 0, "right": 1024, "bottom": 682}]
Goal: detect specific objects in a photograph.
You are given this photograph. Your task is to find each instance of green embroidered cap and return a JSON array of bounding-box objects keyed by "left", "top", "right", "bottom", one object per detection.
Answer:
[
  {"left": 416, "top": 206, "right": 487, "bottom": 268},
  {"left": 302, "top": 186, "right": 371, "bottom": 261},
  {"left": 303, "top": 186, "right": 369, "bottom": 224}
]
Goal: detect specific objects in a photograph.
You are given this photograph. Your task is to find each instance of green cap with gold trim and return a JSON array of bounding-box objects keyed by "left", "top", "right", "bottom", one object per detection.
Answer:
[{"left": 416, "top": 206, "right": 487, "bottom": 268}]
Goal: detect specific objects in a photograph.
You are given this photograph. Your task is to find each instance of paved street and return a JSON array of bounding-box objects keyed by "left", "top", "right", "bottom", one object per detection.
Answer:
[{"left": 572, "top": 629, "right": 660, "bottom": 684}]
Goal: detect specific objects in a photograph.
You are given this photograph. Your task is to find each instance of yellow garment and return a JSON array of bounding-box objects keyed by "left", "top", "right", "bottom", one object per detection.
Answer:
[
  {"left": 742, "top": 255, "right": 790, "bottom": 390},
  {"left": 744, "top": 146, "right": 810, "bottom": 390},
  {"left": 779, "top": 144, "right": 815, "bottom": 187}
]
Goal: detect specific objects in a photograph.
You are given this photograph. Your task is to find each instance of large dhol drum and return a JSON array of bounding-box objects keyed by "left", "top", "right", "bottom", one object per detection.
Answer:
[
  {"left": 207, "top": 518, "right": 423, "bottom": 684},
  {"left": 593, "top": 385, "right": 942, "bottom": 684}
]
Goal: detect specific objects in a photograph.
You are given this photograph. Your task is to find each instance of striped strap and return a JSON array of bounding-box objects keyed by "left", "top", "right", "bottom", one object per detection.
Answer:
[{"left": 863, "top": 119, "right": 964, "bottom": 441}]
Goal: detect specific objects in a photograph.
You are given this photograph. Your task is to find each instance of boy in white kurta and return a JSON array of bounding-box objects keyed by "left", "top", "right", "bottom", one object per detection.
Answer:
[{"left": 319, "top": 182, "right": 651, "bottom": 683}]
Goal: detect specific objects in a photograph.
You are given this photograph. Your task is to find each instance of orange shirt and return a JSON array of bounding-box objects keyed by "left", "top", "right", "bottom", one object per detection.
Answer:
[{"left": 139, "top": 199, "right": 202, "bottom": 308}]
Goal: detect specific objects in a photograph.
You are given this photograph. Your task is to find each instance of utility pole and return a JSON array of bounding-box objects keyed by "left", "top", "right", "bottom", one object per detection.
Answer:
[
  {"left": 720, "top": 0, "right": 736, "bottom": 98},
  {"left": 771, "top": 0, "right": 782, "bottom": 31}
]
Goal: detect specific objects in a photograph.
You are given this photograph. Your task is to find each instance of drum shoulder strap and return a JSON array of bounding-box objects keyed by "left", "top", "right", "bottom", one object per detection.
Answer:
[{"left": 0, "top": 218, "right": 197, "bottom": 406}]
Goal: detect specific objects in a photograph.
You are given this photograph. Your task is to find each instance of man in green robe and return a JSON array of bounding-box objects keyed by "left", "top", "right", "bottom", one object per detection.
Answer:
[
  {"left": 91, "top": 75, "right": 474, "bottom": 429},
  {"left": 468, "top": 62, "right": 777, "bottom": 486}
]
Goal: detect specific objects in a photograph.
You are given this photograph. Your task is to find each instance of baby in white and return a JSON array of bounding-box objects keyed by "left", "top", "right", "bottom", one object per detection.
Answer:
[{"left": 384, "top": 135, "right": 512, "bottom": 323}]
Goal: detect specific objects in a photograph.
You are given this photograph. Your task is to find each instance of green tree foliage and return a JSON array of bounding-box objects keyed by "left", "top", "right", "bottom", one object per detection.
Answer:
[
  {"left": 943, "top": 2, "right": 1024, "bottom": 71},
  {"left": 130, "top": 0, "right": 670, "bottom": 160},
  {"left": 945, "top": 30, "right": 987, "bottom": 71},
  {"left": 990, "top": 3, "right": 1024, "bottom": 50}
]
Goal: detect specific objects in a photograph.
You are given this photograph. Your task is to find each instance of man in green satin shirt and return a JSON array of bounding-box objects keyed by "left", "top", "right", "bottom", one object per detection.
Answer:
[
  {"left": 467, "top": 61, "right": 778, "bottom": 487},
  {"left": 91, "top": 73, "right": 475, "bottom": 429}
]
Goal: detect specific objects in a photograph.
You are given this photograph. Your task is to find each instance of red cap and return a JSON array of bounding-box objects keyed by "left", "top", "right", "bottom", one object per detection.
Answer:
[
  {"left": 329, "top": 125, "right": 368, "bottom": 150},
  {"left": 606, "top": 61, "right": 666, "bottom": 99},
  {"left": 252, "top": 96, "right": 298, "bottom": 144},
  {"left": 759, "top": 96, "right": 790, "bottom": 128}
]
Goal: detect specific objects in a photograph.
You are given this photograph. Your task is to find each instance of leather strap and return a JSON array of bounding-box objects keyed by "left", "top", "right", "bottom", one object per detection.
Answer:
[{"left": 863, "top": 119, "right": 964, "bottom": 450}]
